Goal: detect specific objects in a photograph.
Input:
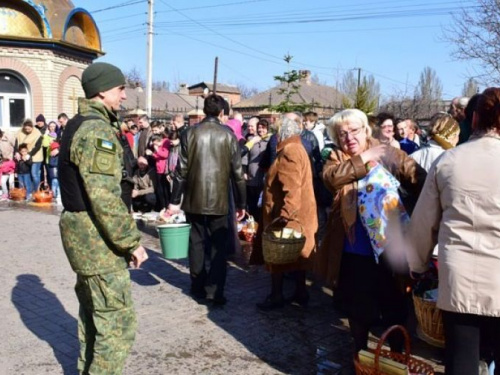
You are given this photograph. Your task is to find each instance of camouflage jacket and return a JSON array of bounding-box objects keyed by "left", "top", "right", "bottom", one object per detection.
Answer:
[{"left": 59, "top": 98, "right": 141, "bottom": 276}]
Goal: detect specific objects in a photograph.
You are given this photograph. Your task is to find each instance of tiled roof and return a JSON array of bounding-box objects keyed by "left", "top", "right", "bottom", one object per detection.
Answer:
[
  {"left": 233, "top": 82, "right": 342, "bottom": 109},
  {"left": 188, "top": 82, "right": 240, "bottom": 94},
  {"left": 122, "top": 88, "right": 199, "bottom": 113}
]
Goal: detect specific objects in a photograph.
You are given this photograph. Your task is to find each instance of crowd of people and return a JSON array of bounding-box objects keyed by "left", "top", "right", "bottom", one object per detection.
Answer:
[
  {"left": 1, "top": 59, "right": 498, "bottom": 375},
  {"left": 0, "top": 113, "right": 68, "bottom": 202}
]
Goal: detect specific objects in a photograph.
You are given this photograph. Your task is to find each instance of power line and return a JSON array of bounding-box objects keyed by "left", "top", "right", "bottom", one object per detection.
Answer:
[
  {"left": 155, "top": 24, "right": 441, "bottom": 37},
  {"left": 154, "top": 7, "right": 468, "bottom": 30},
  {"left": 90, "top": 0, "right": 144, "bottom": 14},
  {"left": 156, "top": 0, "right": 274, "bottom": 14},
  {"left": 156, "top": 0, "right": 283, "bottom": 64},
  {"left": 154, "top": 0, "right": 472, "bottom": 28},
  {"left": 156, "top": 0, "right": 354, "bottom": 72},
  {"left": 96, "top": 13, "right": 145, "bottom": 23}
]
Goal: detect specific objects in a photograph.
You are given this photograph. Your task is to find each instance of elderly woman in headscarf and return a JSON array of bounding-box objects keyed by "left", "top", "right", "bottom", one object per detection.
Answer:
[
  {"left": 410, "top": 113, "right": 460, "bottom": 172},
  {"left": 253, "top": 116, "right": 318, "bottom": 310},
  {"left": 315, "top": 109, "right": 426, "bottom": 352}
]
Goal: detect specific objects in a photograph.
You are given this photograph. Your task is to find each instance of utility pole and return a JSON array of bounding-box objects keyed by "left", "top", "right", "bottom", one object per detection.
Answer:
[
  {"left": 146, "top": 0, "right": 154, "bottom": 117},
  {"left": 355, "top": 67, "right": 361, "bottom": 91}
]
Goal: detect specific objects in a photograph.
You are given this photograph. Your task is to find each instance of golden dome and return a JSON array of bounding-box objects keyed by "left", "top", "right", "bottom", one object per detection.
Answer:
[{"left": 0, "top": 0, "right": 102, "bottom": 53}]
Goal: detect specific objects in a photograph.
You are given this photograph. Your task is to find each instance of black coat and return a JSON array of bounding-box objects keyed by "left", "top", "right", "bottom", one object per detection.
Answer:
[{"left": 171, "top": 117, "right": 246, "bottom": 215}]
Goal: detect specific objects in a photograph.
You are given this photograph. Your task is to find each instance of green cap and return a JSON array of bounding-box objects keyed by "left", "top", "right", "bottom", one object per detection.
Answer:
[{"left": 81, "top": 62, "right": 126, "bottom": 99}]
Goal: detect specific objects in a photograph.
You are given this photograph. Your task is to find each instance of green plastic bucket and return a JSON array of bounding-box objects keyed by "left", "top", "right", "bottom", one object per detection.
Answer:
[{"left": 157, "top": 223, "right": 191, "bottom": 259}]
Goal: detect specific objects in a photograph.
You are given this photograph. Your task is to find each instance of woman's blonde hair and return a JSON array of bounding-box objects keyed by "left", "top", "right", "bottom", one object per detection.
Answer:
[
  {"left": 327, "top": 109, "right": 372, "bottom": 145},
  {"left": 428, "top": 113, "right": 459, "bottom": 149},
  {"left": 120, "top": 121, "right": 130, "bottom": 133}
]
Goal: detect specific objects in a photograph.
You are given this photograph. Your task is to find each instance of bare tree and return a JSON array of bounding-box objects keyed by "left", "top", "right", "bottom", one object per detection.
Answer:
[
  {"left": 415, "top": 67, "right": 442, "bottom": 101},
  {"left": 380, "top": 69, "right": 446, "bottom": 120},
  {"left": 152, "top": 80, "right": 170, "bottom": 91},
  {"left": 413, "top": 66, "right": 443, "bottom": 119},
  {"left": 236, "top": 83, "right": 260, "bottom": 100},
  {"left": 445, "top": 0, "right": 500, "bottom": 84},
  {"left": 462, "top": 77, "right": 479, "bottom": 97},
  {"left": 124, "top": 66, "right": 145, "bottom": 88}
]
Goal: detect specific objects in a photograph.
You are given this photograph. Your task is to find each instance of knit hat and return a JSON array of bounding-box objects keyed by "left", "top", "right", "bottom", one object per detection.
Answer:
[
  {"left": 81, "top": 62, "right": 126, "bottom": 99},
  {"left": 36, "top": 114, "right": 45, "bottom": 123},
  {"left": 50, "top": 142, "right": 60, "bottom": 151}
]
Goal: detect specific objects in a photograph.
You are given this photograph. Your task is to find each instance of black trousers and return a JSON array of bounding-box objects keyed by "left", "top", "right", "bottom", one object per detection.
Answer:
[
  {"left": 186, "top": 213, "right": 229, "bottom": 299},
  {"left": 335, "top": 253, "right": 407, "bottom": 352},
  {"left": 120, "top": 181, "right": 133, "bottom": 213},
  {"left": 246, "top": 185, "right": 262, "bottom": 222},
  {"left": 155, "top": 172, "right": 170, "bottom": 211},
  {"left": 443, "top": 311, "right": 500, "bottom": 375},
  {"left": 132, "top": 193, "right": 156, "bottom": 213}
]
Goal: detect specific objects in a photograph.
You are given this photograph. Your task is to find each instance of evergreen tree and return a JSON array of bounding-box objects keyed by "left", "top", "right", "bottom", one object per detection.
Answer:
[
  {"left": 268, "top": 54, "right": 311, "bottom": 113},
  {"left": 342, "top": 77, "right": 377, "bottom": 114}
]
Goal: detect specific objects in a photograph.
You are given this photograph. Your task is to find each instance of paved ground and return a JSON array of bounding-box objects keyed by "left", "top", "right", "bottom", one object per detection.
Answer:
[{"left": 0, "top": 201, "right": 444, "bottom": 375}]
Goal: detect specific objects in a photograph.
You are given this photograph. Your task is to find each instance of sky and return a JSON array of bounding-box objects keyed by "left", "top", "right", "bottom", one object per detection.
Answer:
[{"left": 78, "top": 0, "right": 480, "bottom": 101}]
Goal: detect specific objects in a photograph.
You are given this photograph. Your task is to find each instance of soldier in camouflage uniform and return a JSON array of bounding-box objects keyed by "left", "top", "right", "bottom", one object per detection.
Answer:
[{"left": 58, "top": 62, "right": 148, "bottom": 375}]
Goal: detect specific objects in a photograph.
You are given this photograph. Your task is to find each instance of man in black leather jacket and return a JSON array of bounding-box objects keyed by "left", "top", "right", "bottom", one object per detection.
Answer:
[{"left": 169, "top": 94, "right": 246, "bottom": 306}]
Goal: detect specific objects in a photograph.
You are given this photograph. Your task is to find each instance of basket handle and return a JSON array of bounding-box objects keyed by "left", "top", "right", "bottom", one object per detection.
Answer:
[
  {"left": 239, "top": 211, "right": 254, "bottom": 222},
  {"left": 38, "top": 181, "right": 51, "bottom": 191},
  {"left": 264, "top": 216, "right": 304, "bottom": 237},
  {"left": 374, "top": 325, "right": 411, "bottom": 369}
]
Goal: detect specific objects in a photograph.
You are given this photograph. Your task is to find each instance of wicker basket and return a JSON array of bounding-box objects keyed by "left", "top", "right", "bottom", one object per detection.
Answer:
[
  {"left": 33, "top": 182, "right": 53, "bottom": 203},
  {"left": 9, "top": 178, "right": 27, "bottom": 201},
  {"left": 354, "top": 325, "right": 435, "bottom": 375},
  {"left": 413, "top": 294, "right": 445, "bottom": 347},
  {"left": 262, "top": 218, "right": 305, "bottom": 265}
]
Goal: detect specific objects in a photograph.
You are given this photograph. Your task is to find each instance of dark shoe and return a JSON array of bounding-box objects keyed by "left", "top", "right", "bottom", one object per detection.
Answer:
[
  {"left": 256, "top": 295, "right": 285, "bottom": 311},
  {"left": 190, "top": 288, "right": 206, "bottom": 301},
  {"left": 205, "top": 295, "right": 227, "bottom": 308},
  {"left": 286, "top": 292, "right": 309, "bottom": 308}
]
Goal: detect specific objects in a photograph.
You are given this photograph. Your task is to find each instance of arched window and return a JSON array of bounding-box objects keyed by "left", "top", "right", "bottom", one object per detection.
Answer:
[{"left": 0, "top": 72, "right": 31, "bottom": 128}]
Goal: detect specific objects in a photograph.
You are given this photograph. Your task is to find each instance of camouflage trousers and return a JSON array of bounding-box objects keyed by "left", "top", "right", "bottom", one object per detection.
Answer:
[{"left": 75, "top": 269, "right": 137, "bottom": 375}]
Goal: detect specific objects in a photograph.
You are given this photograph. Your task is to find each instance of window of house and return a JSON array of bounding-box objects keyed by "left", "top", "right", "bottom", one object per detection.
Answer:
[{"left": 0, "top": 72, "right": 31, "bottom": 128}]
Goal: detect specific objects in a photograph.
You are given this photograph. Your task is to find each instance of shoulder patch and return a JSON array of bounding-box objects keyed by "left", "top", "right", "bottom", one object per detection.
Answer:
[
  {"left": 96, "top": 138, "right": 116, "bottom": 153},
  {"left": 90, "top": 138, "right": 118, "bottom": 175}
]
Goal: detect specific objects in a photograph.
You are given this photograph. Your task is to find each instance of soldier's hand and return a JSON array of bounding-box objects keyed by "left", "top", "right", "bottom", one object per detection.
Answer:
[{"left": 130, "top": 245, "right": 148, "bottom": 269}]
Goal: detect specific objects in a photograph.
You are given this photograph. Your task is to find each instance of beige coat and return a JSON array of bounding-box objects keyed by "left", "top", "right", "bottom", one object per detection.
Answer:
[
  {"left": 409, "top": 136, "right": 500, "bottom": 316},
  {"left": 16, "top": 127, "right": 43, "bottom": 162}
]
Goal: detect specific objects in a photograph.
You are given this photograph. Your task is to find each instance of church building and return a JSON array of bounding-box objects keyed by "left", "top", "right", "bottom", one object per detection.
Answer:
[{"left": 0, "top": 0, "right": 102, "bottom": 130}]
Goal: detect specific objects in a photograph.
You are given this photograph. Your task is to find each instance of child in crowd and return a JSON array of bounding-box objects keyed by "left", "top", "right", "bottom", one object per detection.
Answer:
[
  {"left": 42, "top": 121, "right": 58, "bottom": 187},
  {"left": 149, "top": 134, "right": 170, "bottom": 211},
  {"left": 48, "top": 141, "right": 60, "bottom": 204},
  {"left": 166, "top": 123, "right": 180, "bottom": 192},
  {"left": 17, "top": 143, "right": 33, "bottom": 199},
  {"left": 0, "top": 157, "right": 16, "bottom": 200}
]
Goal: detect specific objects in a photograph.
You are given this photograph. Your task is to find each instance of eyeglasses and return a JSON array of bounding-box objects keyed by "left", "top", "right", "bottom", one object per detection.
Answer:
[{"left": 338, "top": 127, "right": 363, "bottom": 139}]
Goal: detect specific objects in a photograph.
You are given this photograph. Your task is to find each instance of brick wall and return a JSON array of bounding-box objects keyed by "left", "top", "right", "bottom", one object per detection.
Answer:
[{"left": 0, "top": 46, "right": 91, "bottom": 121}]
